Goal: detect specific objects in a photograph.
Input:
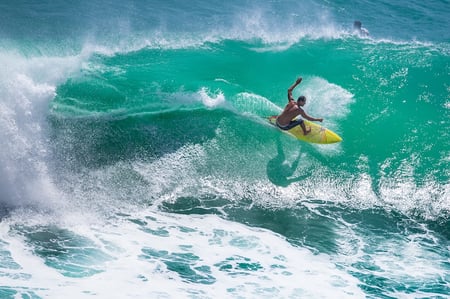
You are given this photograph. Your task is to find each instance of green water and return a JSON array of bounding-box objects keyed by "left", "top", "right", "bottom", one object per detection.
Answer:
[{"left": 50, "top": 39, "right": 449, "bottom": 197}]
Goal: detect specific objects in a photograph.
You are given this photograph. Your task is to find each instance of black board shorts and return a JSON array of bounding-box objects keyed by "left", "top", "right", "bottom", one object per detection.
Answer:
[{"left": 276, "top": 118, "right": 304, "bottom": 131}]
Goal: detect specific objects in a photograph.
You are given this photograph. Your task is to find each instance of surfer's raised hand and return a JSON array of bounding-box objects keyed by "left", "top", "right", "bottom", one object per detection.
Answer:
[{"left": 288, "top": 77, "right": 303, "bottom": 101}]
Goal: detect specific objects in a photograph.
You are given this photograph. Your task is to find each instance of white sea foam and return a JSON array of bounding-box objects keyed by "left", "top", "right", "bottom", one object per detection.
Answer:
[
  {"left": 0, "top": 50, "right": 85, "bottom": 208},
  {"left": 301, "top": 77, "right": 354, "bottom": 121},
  {"left": 333, "top": 213, "right": 450, "bottom": 299},
  {"left": 197, "top": 87, "right": 226, "bottom": 108},
  {"left": 3, "top": 194, "right": 447, "bottom": 299},
  {"left": 0, "top": 209, "right": 366, "bottom": 298}
]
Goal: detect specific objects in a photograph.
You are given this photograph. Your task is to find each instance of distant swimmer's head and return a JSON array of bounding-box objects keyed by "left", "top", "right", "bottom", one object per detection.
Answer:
[
  {"left": 353, "top": 20, "right": 369, "bottom": 37},
  {"left": 297, "top": 96, "right": 306, "bottom": 106}
]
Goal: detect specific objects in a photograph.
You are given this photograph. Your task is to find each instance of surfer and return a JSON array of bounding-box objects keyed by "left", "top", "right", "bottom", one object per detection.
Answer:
[
  {"left": 353, "top": 20, "right": 369, "bottom": 37},
  {"left": 276, "top": 77, "right": 323, "bottom": 135}
]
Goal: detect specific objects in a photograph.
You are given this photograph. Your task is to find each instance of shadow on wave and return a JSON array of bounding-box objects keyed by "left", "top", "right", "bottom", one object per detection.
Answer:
[{"left": 47, "top": 108, "right": 224, "bottom": 172}]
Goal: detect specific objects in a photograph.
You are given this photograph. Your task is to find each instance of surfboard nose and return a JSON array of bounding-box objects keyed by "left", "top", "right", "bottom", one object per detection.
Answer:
[{"left": 327, "top": 132, "right": 342, "bottom": 143}]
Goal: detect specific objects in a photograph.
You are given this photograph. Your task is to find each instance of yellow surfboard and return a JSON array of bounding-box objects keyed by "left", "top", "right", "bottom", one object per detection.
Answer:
[{"left": 268, "top": 115, "right": 342, "bottom": 144}]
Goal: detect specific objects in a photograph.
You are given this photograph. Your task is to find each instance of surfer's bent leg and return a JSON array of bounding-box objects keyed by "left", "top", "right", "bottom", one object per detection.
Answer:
[
  {"left": 299, "top": 120, "right": 311, "bottom": 135},
  {"left": 276, "top": 118, "right": 309, "bottom": 134}
]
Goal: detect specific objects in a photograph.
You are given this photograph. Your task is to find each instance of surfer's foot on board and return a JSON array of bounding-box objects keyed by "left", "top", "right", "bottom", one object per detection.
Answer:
[{"left": 303, "top": 127, "right": 311, "bottom": 135}]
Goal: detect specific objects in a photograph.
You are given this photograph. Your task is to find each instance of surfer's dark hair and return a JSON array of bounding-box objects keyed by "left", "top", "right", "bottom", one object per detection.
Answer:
[{"left": 297, "top": 95, "right": 306, "bottom": 102}]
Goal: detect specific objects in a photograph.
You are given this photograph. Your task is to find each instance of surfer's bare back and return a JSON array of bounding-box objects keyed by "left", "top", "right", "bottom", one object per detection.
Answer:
[{"left": 275, "top": 77, "right": 323, "bottom": 135}]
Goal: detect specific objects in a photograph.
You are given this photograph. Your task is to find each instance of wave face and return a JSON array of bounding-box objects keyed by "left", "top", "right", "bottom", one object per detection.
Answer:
[{"left": 0, "top": 0, "right": 449, "bottom": 298}]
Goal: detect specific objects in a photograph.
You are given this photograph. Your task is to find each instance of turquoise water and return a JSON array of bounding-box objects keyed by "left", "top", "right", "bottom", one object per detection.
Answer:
[{"left": 0, "top": 1, "right": 449, "bottom": 298}]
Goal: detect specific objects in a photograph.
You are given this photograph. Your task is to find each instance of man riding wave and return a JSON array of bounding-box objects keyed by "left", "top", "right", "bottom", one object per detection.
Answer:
[{"left": 276, "top": 77, "right": 323, "bottom": 135}]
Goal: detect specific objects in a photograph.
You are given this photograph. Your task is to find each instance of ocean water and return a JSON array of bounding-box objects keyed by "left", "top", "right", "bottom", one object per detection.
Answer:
[{"left": 0, "top": 0, "right": 449, "bottom": 298}]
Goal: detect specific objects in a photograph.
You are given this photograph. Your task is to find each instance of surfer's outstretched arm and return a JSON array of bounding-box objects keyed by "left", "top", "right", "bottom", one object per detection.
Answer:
[
  {"left": 287, "top": 77, "right": 302, "bottom": 102},
  {"left": 299, "top": 109, "right": 323, "bottom": 122}
]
